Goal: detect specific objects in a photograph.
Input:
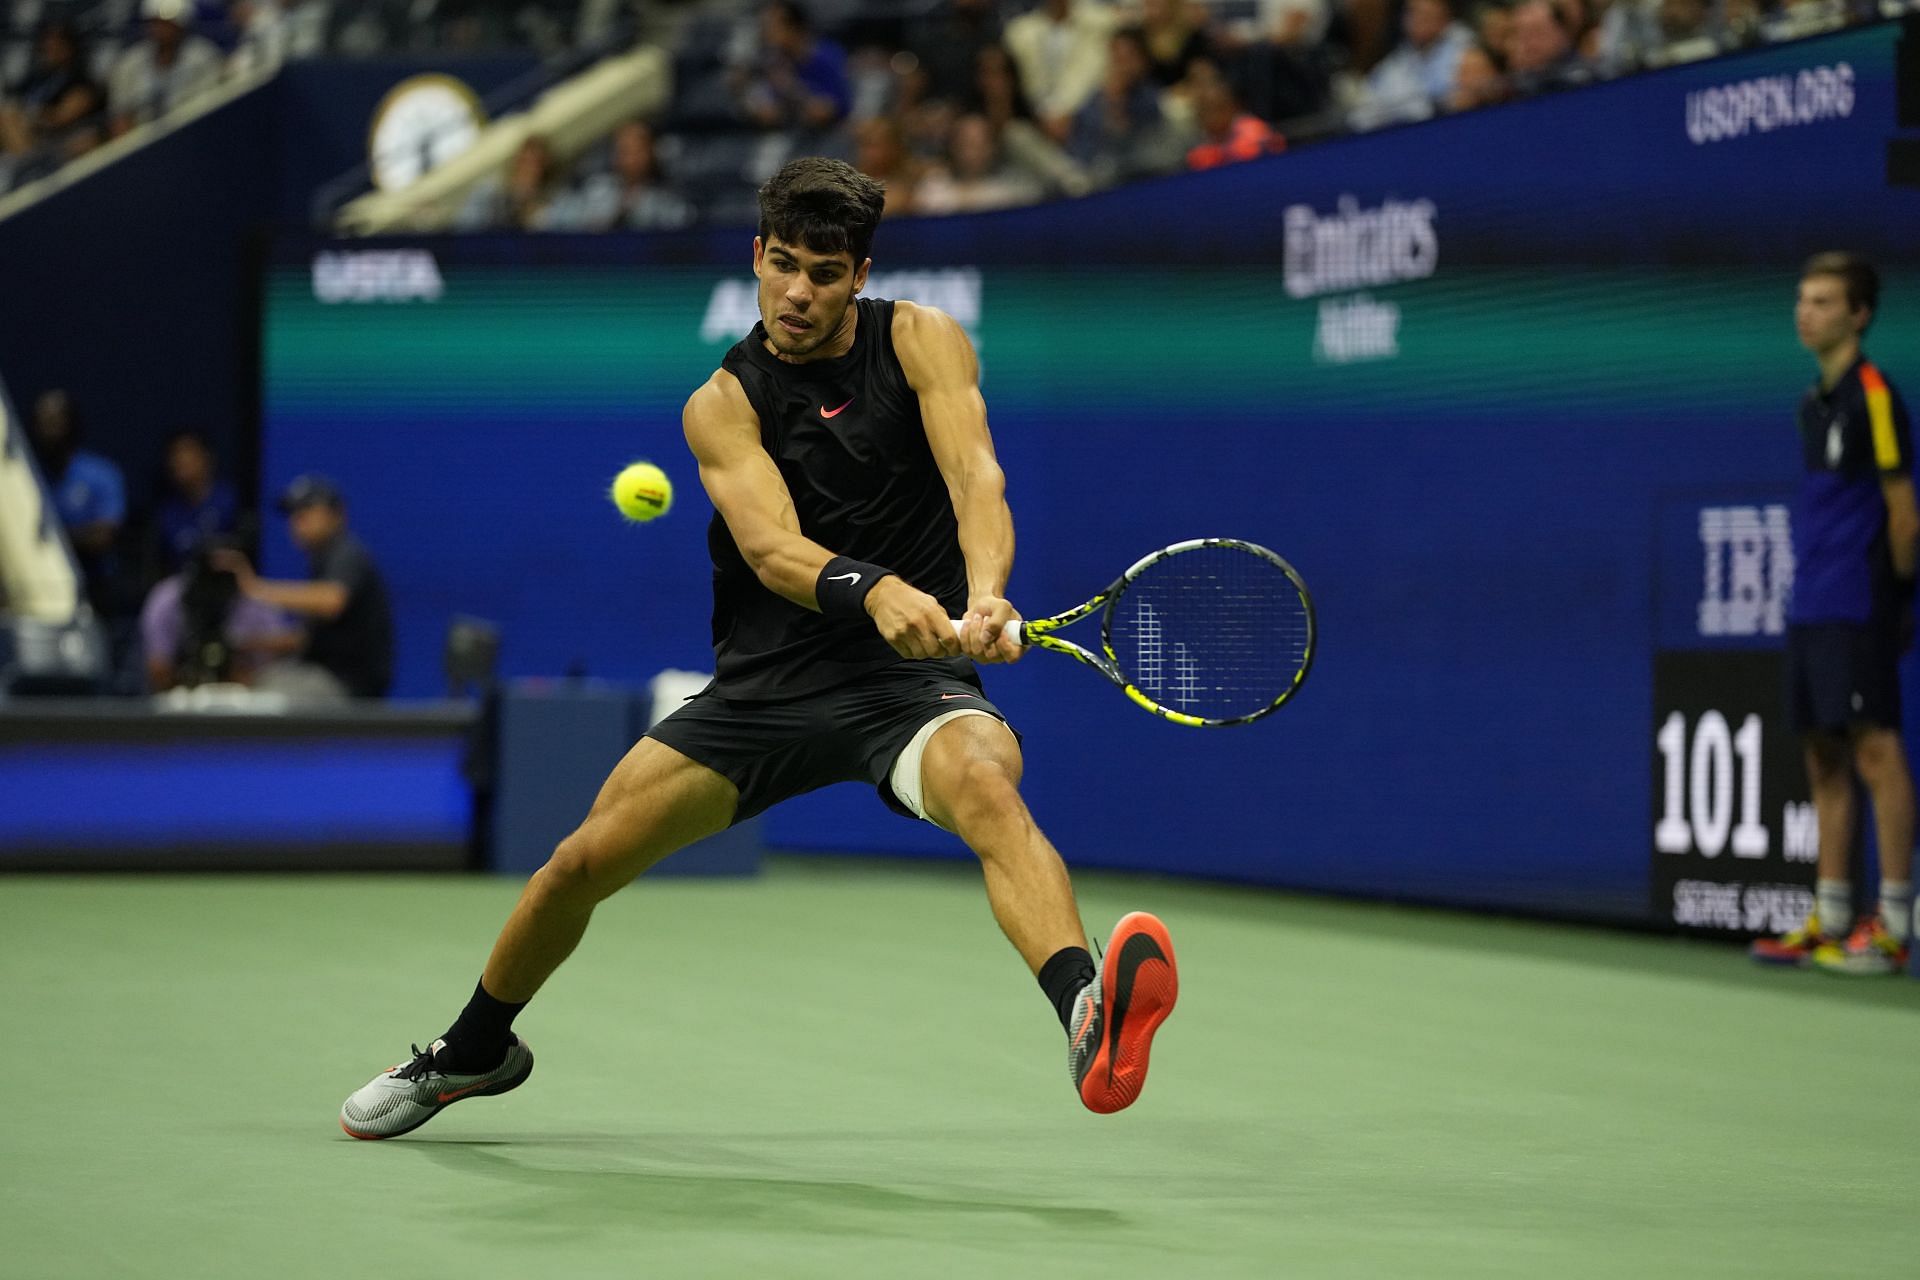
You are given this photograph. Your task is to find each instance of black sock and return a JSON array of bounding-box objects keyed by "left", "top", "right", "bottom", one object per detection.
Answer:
[
  {"left": 1037, "top": 946, "right": 1096, "bottom": 1032},
  {"left": 436, "top": 978, "right": 527, "bottom": 1072}
]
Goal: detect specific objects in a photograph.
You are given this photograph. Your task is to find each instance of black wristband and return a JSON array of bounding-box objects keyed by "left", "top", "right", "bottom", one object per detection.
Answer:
[{"left": 815, "top": 556, "right": 892, "bottom": 618}]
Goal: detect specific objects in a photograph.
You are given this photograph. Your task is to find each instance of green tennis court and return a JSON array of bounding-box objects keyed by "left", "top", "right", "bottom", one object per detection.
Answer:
[{"left": 6, "top": 859, "right": 1917, "bottom": 1278}]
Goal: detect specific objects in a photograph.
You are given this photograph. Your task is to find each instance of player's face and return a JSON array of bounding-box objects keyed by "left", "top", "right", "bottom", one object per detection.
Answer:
[
  {"left": 754, "top": 236, "right": 869, "bottom": 360},
  {"left": 1795, "top": 275, "right": 1863, "bottom": 355}
]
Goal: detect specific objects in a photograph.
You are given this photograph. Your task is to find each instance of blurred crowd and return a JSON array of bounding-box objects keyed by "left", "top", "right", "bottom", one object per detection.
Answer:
[
  {"left": 1, "top": 0, "right": 318, "bottom": 193},
  {"left": 1, "top": 0, "right": 1908, "bottom": 207},
  {"left": 0, "top": 0, "right": 641, "bottom": 195},
  {"left": 450, "top": 0, "right": 1908, "bottom": 231}
]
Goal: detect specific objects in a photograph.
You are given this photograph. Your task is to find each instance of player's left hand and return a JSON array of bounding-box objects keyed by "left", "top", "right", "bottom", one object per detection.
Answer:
[
  {"left": 960, "top": 594, "right": 1024, "bottom": 664},
  {"left": 866, "top": 576, "right": 962, "bottom": 660}
]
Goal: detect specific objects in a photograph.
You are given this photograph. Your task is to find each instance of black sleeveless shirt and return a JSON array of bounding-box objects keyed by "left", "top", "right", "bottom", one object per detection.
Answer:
[{"left": 710, "top": 297, "right": 971, "bottom": 700}]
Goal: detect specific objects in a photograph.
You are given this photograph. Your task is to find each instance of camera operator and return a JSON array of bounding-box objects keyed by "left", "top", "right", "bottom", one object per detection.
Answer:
[
  {"left": 139, "top": 538, "right": 299, "bottom": 692},
  {"left": 211, "top": 475, "right": 394, "bottom": 701}
]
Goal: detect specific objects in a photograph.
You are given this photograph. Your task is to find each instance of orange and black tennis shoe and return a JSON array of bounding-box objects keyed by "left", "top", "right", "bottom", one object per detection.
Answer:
[{"left": 1068, "top": 912, "right": 1179, "bottom": 1114}]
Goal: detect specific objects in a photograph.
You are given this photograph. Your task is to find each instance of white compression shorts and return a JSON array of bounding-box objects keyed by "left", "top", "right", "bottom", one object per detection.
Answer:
[{"left": 887, "top": 707, "right": 1002, "bottom": 827}]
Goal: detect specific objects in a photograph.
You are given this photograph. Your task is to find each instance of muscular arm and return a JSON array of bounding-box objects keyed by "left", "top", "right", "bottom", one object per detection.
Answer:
[
  {"left": 1883, "top": 476, "right": 1919, "bottom": 582},
  {"left": 683, "top": 371, "right": 836, "bottom": 606},
  {"left": 894, "top": 302, "right": 1010, "bottom": 598},
  {"left": 893, "top": 300, "right": 1022, "bottom": 662}
]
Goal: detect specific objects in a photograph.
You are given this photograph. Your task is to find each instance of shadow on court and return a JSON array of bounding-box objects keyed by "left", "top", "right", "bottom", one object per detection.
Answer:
[{"left": 395, "top": 1134, "right": 1132, "bottom": 1236}]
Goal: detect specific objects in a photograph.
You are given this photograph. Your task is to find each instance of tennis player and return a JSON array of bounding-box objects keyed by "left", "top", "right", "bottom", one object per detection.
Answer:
[
  {"left": 341, "top": 158, "right": 1179, "bottom": 1137},
  {"left": 1752, "top": 252, "right": 1916, "bottom": 975}
]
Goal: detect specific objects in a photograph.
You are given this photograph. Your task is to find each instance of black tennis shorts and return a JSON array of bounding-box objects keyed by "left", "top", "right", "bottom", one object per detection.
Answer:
[
  {"left": 1785, "top": 621, "right": 1901, "bottom": 736},
  {"left": 644, "top": 660, "right": 1012, "bottom": 825}
]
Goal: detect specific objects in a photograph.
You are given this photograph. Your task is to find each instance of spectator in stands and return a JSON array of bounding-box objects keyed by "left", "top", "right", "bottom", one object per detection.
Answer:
[
  {"left": 1185, "top": 69, "right": 1280, "bottom": 170},
  {"left": 1473, "top": 1, "right": 1517, "bottom": 63},
  {"left": 1069, "top": 28, "right": 1179, "bottom": 184},
  {"left": 1348, "top": 0, "right": 1477, "bottom": 129},
  {"left": 140, "top": 538, "right": 298, "bottom": 692},
  {"left": 1221, "top": 0, "right": 1334, "bottom": 54},
  {"left": 108, "top": 0, "right": 224, "bottom": 137},
  {"left": 1505, "top": 0, "right": 1589, "bottom": 94},
  {"left": 1137, "top": 0, "right": 1210, "bottom": 88},
  {"left": 0, "top": 19, "right": 106, "bottom": 178},
  {"left": 1342, "top": 0, "right": 1401, "bottom": 69},
  {"left": 1590, "top": 0, "right": 1664, "bottom": 72},
  {"left": 969, "top": 43, "right": 1036, "bottom": 137},
  {"left": 733, "top": 1, "right": 851, "bottom": 132},
  {"left": 27, "top": 390, "right": 125, "bottom": 616},
  {"left": 854, "top": 116, "right": 925, "bottom": 217},
  {"left": 903, "top": 96, "right": 960, "bottom": 167},
  {"left": 1653, "top": 0, "right": 1716, "bottom": 61},
  {"left": 153, "top": 428, "right": 240, "bottom": 574},
  {"left": 906, "top": 0, "right": 1005, "bottom": 105},
  {"left": 1211, "top": 0, "right": 1332, "bottom": 121},
  {"left": 456, "top": 134, "right": 569, "bottom": 231},
  {"left": 1716, "top": 0, "right": 1767, "bottom": 45},
  {"left": 1551, "top": 0, "right": 1598, "bottom": 52},
  {"left": 1003, "top": 0, "right": 1118, "bottom": 143},
  {"left": 561, "top": 120, "right": 694, "bottom": 231},
  {"left": 915, "top": 113, "right": 1046, "bottom": 215},
  {"left": 1447, "top": 40, "right": 1512, "bottom": 111},
  {"left": 228, "top": 0, "right": 333, "bottom": 75},
  {"left": 969, "top": 42, "right": 1089, "bottom": 198},
  {"left": 870, "top": 48, "right": 932, "bottom": 127},
  {"left": 213, "top": 474, "right": 393, "bottom": 701}
]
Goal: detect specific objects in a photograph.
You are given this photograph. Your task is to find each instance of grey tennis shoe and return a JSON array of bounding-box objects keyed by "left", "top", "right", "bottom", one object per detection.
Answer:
[{"left": 339, "top": 1037, "right": 533, "bottom": 1139}]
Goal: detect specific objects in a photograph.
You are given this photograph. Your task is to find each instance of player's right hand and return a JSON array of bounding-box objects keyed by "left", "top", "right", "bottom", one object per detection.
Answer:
[
  {"left": 865, "top": 576, "right": 961, "bottom": 660},
  {"left": 959, "top": 594, "right": 1024, "bottom": 665}
]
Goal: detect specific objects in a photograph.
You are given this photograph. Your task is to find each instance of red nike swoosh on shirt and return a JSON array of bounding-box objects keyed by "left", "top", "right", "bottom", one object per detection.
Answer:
[{"left": 821, "top": 398, "right": 854, "bottom": 418}]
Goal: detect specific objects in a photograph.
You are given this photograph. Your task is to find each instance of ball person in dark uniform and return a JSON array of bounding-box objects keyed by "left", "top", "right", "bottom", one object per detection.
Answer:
[
  {"left": 1752, "top": 253, "right": 1916, "bottom": 975},
  {"left": 342, "top": 159, "right": 1179, "bottom": 1137}
]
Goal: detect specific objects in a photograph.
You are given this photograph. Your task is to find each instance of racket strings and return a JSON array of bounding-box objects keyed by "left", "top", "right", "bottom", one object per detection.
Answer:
[{"left": 1106, "top": 545, "right": 1312, "bottom": 722}]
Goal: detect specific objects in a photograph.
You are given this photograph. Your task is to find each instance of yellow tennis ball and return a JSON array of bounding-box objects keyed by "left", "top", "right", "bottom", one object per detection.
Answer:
[{"left": 610, "top": 462, "right": 673, "bottom": 523}]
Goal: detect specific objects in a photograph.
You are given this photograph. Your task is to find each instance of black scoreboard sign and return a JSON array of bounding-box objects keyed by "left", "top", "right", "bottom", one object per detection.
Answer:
[{"left": 1650, "top": 649, "right": 1816, "bottom": 933}]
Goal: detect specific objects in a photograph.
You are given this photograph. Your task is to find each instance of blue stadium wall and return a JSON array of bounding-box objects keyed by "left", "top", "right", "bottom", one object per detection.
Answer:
[{"left": 7, "top": 21, "right": 1915, "bottom": 923}]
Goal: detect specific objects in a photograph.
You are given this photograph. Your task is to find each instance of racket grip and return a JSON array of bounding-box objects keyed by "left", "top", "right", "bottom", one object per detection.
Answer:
[{"left": 949, "top": 618, "right": 1025, "bottom": 647}]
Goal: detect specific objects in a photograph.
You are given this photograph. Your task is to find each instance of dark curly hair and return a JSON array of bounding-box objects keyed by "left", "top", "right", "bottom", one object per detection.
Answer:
[{"left": 757, "top": 157, "right": 886, "bottom": 264}]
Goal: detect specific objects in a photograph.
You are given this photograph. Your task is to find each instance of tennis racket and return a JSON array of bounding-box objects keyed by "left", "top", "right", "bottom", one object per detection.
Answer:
[{"left": 951, "top": 538, "right": 1315, "bottom": 727}]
